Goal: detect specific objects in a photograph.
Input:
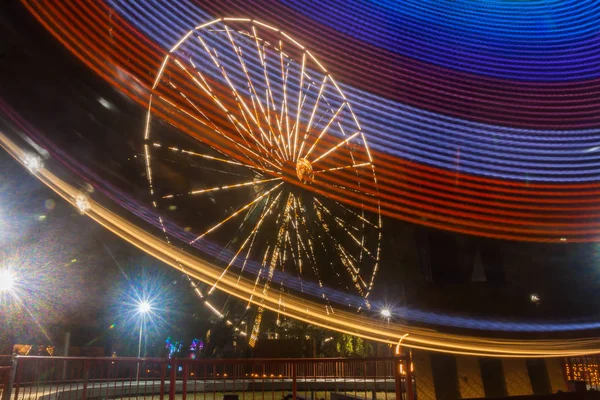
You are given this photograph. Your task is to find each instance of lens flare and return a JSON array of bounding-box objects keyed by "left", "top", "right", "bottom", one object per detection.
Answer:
[{"left": 0, "top": 269, "right": 15, "bottom": 292}]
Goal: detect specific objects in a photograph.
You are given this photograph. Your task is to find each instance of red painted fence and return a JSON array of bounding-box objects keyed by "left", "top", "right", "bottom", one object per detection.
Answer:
[{"left": 1, "top": 356, "right": 414, "bottom": 400}]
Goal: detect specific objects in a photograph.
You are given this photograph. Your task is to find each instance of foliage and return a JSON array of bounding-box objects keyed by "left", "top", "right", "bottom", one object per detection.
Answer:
[{"left": 335, "top": 334, "right": 373, "bottom": 357}]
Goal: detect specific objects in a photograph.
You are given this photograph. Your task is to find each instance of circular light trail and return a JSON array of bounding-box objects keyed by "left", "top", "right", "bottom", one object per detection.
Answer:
[{"left": 15, "top": 0, "right": 600, "bottom": 242}]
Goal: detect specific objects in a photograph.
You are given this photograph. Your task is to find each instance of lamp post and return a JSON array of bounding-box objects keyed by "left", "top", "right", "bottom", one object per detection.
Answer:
[
  {"left": 136, "top": 301, "right": 151, "bottom": 381},
  {"left": 381, "top": 309, "right": 392, "bottom": 355}
]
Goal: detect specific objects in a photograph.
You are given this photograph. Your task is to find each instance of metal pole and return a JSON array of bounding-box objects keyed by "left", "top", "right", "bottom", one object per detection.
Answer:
[
  {"left": 136, "top": 317, "right": 143, "bottom": 382},
  {"left": 62, "top": 332, "right": 70, "bottom": 380},
  {"left": 138, "top": 319, "right": 143, "bottom": 358},
  {"left": 292, "top": 363, "right": 297, "bottom": 400},
  {"left": 169, "top": 358, "right": 176, "bottom": 400},
  {"left": 405, "top": 357, "right": 414, "bottom": 400}
]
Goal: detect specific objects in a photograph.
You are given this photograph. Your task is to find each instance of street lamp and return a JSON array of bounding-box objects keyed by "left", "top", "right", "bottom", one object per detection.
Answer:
[
  {"left": 136, "top": 301, "right": 151, "bottom": 382},
  {"left": 137, "top": 301, "right": 151, "bottom": 358},
  {"left": 0, "top": 269, "right": 15, "bottom": 292},
  {"left": 380, "top": 308, "right": 392, "bottom": 355}
]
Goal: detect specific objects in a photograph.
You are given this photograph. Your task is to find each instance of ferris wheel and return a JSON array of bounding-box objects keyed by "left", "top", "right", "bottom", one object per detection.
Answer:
[{"left": 143, "top": 18, "right": 382, "bottom": 345}]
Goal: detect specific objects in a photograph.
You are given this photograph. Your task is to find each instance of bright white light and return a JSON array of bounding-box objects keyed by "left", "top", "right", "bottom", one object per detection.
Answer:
[
  {"left": 23, "top": 153, "right": 42, "bottom": 173},
  {"left": 138, "top": 301, "right": 151, "bottom": 313},
  {"left": 381, "top": 309, "right": 392, "bottom": 318},
  {"left": 75, "top": 194, "right": 91, "bottom": 214},
  {"left": 530, "top": 294, "right": 540, "bottom": 304},
  {"left": 98, "top": 97, "right": 113, "bottom": 110},
  {"left": 0, "top": 269, "right": 15, "bottom": 292}
]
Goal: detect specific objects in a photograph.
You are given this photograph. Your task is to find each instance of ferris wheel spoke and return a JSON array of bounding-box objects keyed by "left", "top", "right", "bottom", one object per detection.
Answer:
[
  {"left": 144, "top": 151, "right": 256, "bottom": 181},
  {"left": 162, "top": 177, "right": 282, "bottom": 200},
  {"left": 289, "top": 80, "right": 313, "bottom": 146},
  {"left": 208, "top": 190, "right": 282, "bottom": 295},
  {"left": 297, "top": 75, "right": 328, "bottom": 158},
  {"left": 262, "top": 54, "right": 289, "bottom": 160},
  {"left": 312, "top": 131, "right": 360, "bottom": 164},
  {"left": 169, "top": 81, "right": 213, "bottom": 127},
  {"left": 290, "top": 200, "right": 307, "bottom": 275},
  {"left": 230, "top": 101, "right": 275, "bottom": 162},
  {"left": 296, "top": 198, "right": 339, "bottom": 288},
  {"left": 330, "top": 182, "right": 377, "bottom": 198},
  {"left": 314, "top": 162, "right": 372, "bottom": 176},
  {"left": 312, "top": 200, "right": 368, "bottom": 293},
  {"left": 171, "top": 84, "right": 280, "bottom": 169},
  {"left": 156, "top": 92, "right": 277, "bottom": 172},
  {"left": 250, "top": 26, "right": 279, "bottom": 150},
  {"left": 251, "top": 29, "right": 288, "bottom": 159},
  {"left": 293, "top": 53, "right": 307, "bottom": 159},
  {"left": 190, "top": 182, "right": 283, "bottom": 244},
  {"left": 226, "top": 26, "right": 277, "bottom": 152},
  {"left": 293, "top": 198, "right": 330, "bottom": 302},
  {"left": 247, "top": 244, "right": 270, "bottom": 307},
  {"left": 215, "top": 59, "right": 275, "bottom": 160},
  {"left": 329, "top": 198, "right": 379, "bottom": 229},
  {"left": 173, "top": 59, "right": 226, "bottom": 115},
  {"left": 237, "top": 227, "right": 259, "bottom": 285},
  {"left": 153, "top": 143, "right": 279, "bottom": 175},
  {"left": 278, "top": 41, "right": 293, "bottom": 157},
  {"left": 314, "top": 198, "right": 377, "bottom": 260},
  {"left": 337, "top": 243, "right": 368, "bottom": 293},
  {"left": 302, "top": 102, "right": 346, "bottom": 160},
  {"left": 248, "top": 94, "right": 285, "bottom": 163},
  {"left": 144, "top": 143, "right": 154, "bottom": 195},
  {"left": 172, "top": 52, "right": 279, "bottom": 171}
]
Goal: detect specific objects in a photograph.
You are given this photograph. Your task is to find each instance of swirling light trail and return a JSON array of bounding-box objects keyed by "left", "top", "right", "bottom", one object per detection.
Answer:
[
  {"left": 3, "top": 131, "right": 600, "bottom": 357},
  {"left": 3, "top": 102, "right": 600, "bottom": 333},
  {"left": 15, "top": 0, "right": 600, "bottom": 242}
]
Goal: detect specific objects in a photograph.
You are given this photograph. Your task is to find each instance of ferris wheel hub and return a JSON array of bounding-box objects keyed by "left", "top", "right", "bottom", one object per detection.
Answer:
[{"left": 295, "top": 158, "right": 314, "bottom": 184}]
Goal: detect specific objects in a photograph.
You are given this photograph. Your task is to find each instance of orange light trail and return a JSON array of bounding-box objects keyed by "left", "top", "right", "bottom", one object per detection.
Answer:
[{"left": 3, "top": 131, "right": 600, "bottom": 357}]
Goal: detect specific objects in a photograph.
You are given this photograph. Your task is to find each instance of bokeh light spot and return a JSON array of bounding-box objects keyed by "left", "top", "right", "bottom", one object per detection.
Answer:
[{"left": 44, "top": 199, "right": 56, "bottom": 210}]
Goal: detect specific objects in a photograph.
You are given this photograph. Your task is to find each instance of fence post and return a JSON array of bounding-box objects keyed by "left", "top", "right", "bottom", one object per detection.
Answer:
[
  {"left": 169, "top": 358, "right": 176, "bottom": 400},
  {"left": 394, "top": 358, "right": 402, "bottom": 400},
  {"left": 405, "top": 357, "right": 414, "bottom": 400},
  {"left": 1, "top": 357, "right": 17, "bottom": 400},
  {"left": 159, "top": 363, "right": 166, "bottom": 400},
  {"left": 292, "top": 362, "right": 297, "bottom": 400},
  {"left": 82, "top": 360, "right": 90, "bottom": 400},
  {"left": 11, "top": 358, "right": 20, "bottom": 400},
  {"left": 182, "top": 362, "right": 188, "bottom": 400}
]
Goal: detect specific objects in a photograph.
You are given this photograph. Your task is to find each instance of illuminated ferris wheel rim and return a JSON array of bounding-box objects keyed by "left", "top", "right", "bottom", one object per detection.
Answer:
[{"left": 143, "top": 16, "right": 382, "bottom": 320}]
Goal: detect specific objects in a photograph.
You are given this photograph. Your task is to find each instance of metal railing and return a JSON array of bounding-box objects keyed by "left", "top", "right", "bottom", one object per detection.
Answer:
[
  {"left": 0, "top": 357, "right": 12, "bottom": 367},
  {"left": 4, "top": 355, "right": 414, "bottom": 400}
]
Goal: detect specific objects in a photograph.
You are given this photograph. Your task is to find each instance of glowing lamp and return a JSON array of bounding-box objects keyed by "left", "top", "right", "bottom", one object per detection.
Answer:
[
  {"left": 0, "top": 269, "right": 14, "bottom": 292},
  {"left": 138, "top": 301, "right": 151, "bottom": 313}
]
